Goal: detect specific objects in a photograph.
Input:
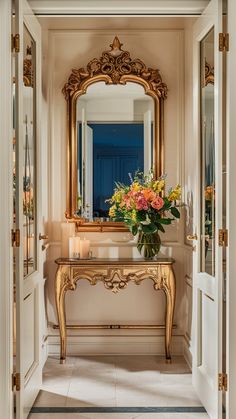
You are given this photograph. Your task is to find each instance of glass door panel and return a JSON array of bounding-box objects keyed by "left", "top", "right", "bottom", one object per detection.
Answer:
[
  {"left": 23, "top": 24, "right": 36, "bottom": 277},
  {"left": 200, "top": 28, "right": 215, "bottom": 276}
]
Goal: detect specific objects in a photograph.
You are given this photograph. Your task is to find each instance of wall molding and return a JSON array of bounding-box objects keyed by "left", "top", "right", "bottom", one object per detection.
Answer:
[
  {"left": 29, "top": 1, "right": 209, "bottom": 16},
  {"left": 48, "top": 27, "right": 184, "bottom": 224},
  {"left": 49, "top": 240, "right": 188, "bottom": 248},
  {"left": 48, "top": 334, "right": 185, "bottom": 356},
  {"left": 183, "top": 334, "right": 192, "bottom": 369}
]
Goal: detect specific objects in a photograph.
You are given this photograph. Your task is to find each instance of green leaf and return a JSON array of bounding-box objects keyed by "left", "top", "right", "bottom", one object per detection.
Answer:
[
  {"left": 170, "top": 207, "right": 180, "bottom": 218},
  {"left": 158, "top": 218, "right": 172, "bottom": 225},
  {"left": 131, "top": 225, "right": 138, "bottom": 236},
  {"left": 163, "top": 198, "right": 172, "bottom": 209},
  {"left": 157, "top": 223, "right": 165, "bottom": 233},
  {"left": 136, "top": 211, "right": 146, "bottom": 222},
  {"left": 141, "top": 223, "right": 157, "bottom": 234}
]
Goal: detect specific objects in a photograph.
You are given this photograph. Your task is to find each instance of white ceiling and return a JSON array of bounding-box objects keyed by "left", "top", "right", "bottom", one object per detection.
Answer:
[
  {"left": 29, "top": 0, "right": 210, "bottom": 16},
  {"left": 81, "top": 82, "right": 152, "bottom": 101},
  {"left": 37, "top": 16, "right": 196, "bottom": 30}
]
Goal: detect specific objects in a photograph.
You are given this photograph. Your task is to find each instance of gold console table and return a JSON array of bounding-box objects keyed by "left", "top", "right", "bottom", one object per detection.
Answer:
[{"left": 55, "top": 257, "right": 176, "bottom": 364}]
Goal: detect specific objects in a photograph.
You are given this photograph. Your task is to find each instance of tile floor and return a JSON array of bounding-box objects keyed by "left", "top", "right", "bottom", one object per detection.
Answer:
[{"left": 29, "top": 356, "right": 209, "bottom": 419}]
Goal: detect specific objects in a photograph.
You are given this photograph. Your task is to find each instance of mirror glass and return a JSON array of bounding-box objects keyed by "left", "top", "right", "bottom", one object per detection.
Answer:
[
  {"left": 200, "top": 28, "right": 215, "bottom": 276},
  {"left": 76, "top": 82, "right": 154, "bottom": 220},
  {"left": 23, "top": 25, "right": 36, "bottom": 277}
]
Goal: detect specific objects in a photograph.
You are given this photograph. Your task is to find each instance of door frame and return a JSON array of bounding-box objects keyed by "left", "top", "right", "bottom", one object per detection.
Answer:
[
  {"left": 227, "top": 0, "right": 236, "bottom": 417},
  {"left": 1, "top": 1, "right": 236, "bottom": 418},
  {"left": 191, "top": 1, "right": 223, "bottom": 416},
  {"left": 0, "top": 0, "right": 14, "bottom": 418}
]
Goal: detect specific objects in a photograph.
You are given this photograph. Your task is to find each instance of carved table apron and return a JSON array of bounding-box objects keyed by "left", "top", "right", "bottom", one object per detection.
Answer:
[{"left": 54, "top": 258, "right": 176, "bottom": 363}]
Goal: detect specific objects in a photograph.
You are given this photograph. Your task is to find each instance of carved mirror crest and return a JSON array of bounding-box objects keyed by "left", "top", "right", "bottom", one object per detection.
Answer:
[{"left": 62, "top": 37, "right": 167, "bottom": 231}]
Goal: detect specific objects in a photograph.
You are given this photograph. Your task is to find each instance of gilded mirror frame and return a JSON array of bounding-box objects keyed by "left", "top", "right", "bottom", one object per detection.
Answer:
[{"left": 62, "top": 37, "right": 167, "bottom": 231}]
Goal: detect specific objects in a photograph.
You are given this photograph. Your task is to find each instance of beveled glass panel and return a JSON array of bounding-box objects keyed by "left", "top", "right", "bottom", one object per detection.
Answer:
[
  {"left": 23, "top": 25, "right": 36, "bottom": 277},
  {"left": 200, "top": 28, "right": 215, "bottom": 276}
]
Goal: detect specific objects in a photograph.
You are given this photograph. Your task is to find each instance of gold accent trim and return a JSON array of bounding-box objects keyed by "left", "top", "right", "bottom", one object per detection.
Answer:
[
  {"left": 54, "top": 257, "right": 175, "bottom": 363},
  {"left": 11, "top": 34, "right": 20, "bottom": 53},
  {"left": 186, "top": 234, "right": 198, "bottom": 241},
  {"left": 218, "top": 372, "right": 228, "bottom": 391},
  {"left": 39, "top": 233, "right": 48, "bottom": 240},
  {"left": 219, "top": 229, "right": 228, "bottom": 247},
  {"left": 53, "top": 323, "right": 177, "bottom": 330},
  {"left": 62, "top": 36, "right": 167, "bottom": 100},
  {"left": 219, "top": 33, "right": 229, "bottom": 52},
  {"left": 12, "top": 372, "right": 20, "bottom": 391},
  {"left": 62, "top": 36, "right": 167, "bottom": 228}
]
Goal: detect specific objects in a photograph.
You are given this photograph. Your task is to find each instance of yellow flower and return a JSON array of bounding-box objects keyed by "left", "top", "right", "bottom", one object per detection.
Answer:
[
  {"left": 112, "top": 191, "right": 123, "bottom": 203},
  {"left": 131, "top": 209, "right": 137, "bottom": 223},
  {"left": 109, "top": 205, "right": 116, "bottom": 217},
  {"left": 131, "top": 182, "right": 142, "bottom": 192},
  {"left": 168, "top": 184, "right": 181, "bottom": 201},
  {"left": 153, "top": 179, "right": 165, "bottom": 193}
]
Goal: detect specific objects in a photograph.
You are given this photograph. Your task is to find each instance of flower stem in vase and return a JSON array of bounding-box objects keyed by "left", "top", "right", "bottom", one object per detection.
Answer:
[{"left": 137, "top": 231, "right": 161, "bottom": 259}]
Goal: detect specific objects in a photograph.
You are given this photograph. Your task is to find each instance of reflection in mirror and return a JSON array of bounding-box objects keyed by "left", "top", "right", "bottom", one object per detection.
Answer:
[
  {"left": 76, "top": 82, "right": 154, "bottom": 220},
  {"left": 23, "top": 25, "right": 36, "bottom": 277},
  {"left": 200, "top": 28, "right": 215, "bottom": 276}
]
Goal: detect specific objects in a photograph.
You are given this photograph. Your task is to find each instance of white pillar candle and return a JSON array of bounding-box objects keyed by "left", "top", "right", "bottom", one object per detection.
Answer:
[
  {"left": 80, "top": 238, "right": 90, "bottom": 259},
  {"left": 61, "top": 222, "right": 75, "bottom": 257},
  {"left": 69, "top": 236, "right": 80, "bottom": 258}
]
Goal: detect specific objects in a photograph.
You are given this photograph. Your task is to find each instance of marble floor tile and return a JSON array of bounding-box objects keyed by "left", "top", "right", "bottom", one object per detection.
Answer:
[
  {"left": 29, "top": 415, "right": 140, "bottom": 419},
  {"left": 66, "top": 396, "right": 117, "bottom": 407},
  {"left": 138, "top": 416, "right": 207, "bottom": 419},
  {"left": 28, "top": 415, "right": 89, "bottom": 419},
  {"left": 33, "top": 390, "right": 67, "bottom": 407},
  {"left": 29, "top": 414, "right": 208, "bottom": 419},
  {"left": 31, "top": 355, "right": 208, "bottom": 417}
]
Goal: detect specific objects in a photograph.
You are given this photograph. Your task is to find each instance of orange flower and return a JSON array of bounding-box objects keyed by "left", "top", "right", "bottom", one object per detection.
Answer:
[{"left": 142, "top": 188, "right": 156, "bottom": 201}]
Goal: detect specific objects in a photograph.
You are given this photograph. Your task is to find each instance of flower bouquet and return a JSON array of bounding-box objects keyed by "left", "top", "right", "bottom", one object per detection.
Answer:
[{"left": 108, "top": 171, "right": 181, "bottom": 259}]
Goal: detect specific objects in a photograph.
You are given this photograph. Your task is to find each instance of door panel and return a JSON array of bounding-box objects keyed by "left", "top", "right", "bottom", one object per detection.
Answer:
[
  {"left": 192, "top": 0, "right": 223, "bottom": 418},
  {"left": 14, "top": 0, "right": 42, "bottom": 417},
  {"left": 23, "top": 24, "right": 37, "bottom": 277},
  {"left": 84, "top": 125, "right": 93, "bottom": 219}
]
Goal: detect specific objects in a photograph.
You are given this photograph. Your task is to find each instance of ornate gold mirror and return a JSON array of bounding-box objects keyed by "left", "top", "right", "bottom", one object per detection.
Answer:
[{"left": 63, "top": 37, "right": 167, "bottom": 231}]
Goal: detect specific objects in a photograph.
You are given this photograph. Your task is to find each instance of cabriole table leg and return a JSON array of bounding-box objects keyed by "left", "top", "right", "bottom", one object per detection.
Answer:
[{"left": 55, "top": 266, "right": 69, "bottom": 363}]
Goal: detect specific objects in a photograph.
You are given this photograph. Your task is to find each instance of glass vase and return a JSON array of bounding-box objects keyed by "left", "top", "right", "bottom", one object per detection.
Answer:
[{"left": 137, "top": 231, "right": 161, "bottom": 259}]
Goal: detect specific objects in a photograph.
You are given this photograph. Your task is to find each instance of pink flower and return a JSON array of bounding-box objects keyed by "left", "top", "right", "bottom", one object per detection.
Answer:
[
  {"left": 151, "top": 196, "right": 164, "bottom": 210},
  {"left": 134, "top": 192, "right": 149, "bottom": 210}
]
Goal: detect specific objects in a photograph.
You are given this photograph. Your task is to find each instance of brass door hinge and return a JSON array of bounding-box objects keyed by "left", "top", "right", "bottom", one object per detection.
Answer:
[
  {"left": 11, "top": 229, "right": 20, "bottom": 247},
  {"left": 219, "top": 33, "right": 229, "bottom": 52},
  {"left": 11, "top": 33, "right": 20, "bottom": 53},
  {"left": 12, "top": 372, "right": 20, "bottom": 391},
  {"left": 218, "top": 372, "right": 228, "bottom": 391},
  {"left": 219, "top": 229, "right": 228, "bottom": 247}
]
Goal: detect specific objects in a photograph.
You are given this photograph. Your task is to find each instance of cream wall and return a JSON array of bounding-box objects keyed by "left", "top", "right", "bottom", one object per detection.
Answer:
[{"left": 42, "top": 21, "right": 194, "bottom": 356}]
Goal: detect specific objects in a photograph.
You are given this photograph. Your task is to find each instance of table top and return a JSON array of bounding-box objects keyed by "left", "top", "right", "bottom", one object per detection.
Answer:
[{"left": 55, "top": 257, "right": 175, "bottom": 266}]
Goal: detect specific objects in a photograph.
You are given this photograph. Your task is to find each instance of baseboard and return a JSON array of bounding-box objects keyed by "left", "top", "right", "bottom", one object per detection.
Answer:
[
  {"left": 183, "top": 335, "right": 192, "bottom": 370},
  {"left": 48, "top": 334, "right": 185, "bottom": 356},
  {"left": 41, "top": 336, "right": 48, "bottom": 367}
]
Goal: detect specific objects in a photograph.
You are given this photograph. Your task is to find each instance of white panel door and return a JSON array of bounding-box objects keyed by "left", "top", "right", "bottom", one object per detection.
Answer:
[
  {"left": 143, "top": 109, "right": 152, "bottom": 175},
  {"left": 192, "top": 1, "right": 223, "bottom": 418},
  {"left": 14, "top": 0, "right": 43, "bottom": 417},
  {"left": 84, "top": 125, "right": 93, "bottom": 220}
]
